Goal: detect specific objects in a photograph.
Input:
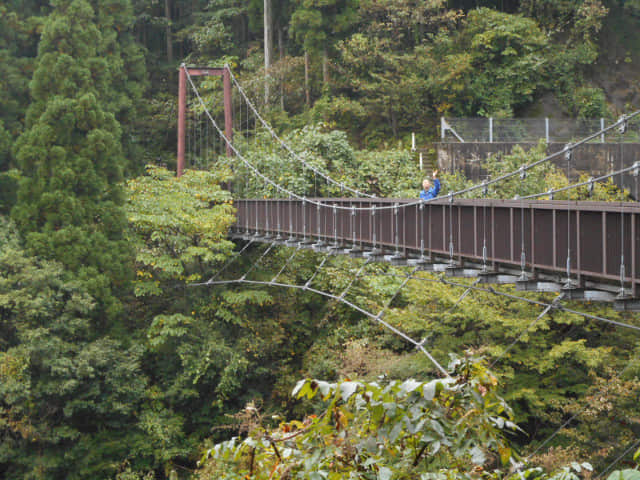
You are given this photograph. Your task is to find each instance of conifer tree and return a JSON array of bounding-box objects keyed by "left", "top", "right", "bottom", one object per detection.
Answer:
[
  {"left": 0, "top": 2, "right": 48, "bottom": 213},
  {"left": 12, "top": 0, "right": 133, "bottom": 319}
]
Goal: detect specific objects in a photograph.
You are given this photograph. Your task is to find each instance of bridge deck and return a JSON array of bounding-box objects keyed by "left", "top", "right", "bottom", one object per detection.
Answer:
[{"left": 232, "top": 198, "right": 640, "bottom": 302}]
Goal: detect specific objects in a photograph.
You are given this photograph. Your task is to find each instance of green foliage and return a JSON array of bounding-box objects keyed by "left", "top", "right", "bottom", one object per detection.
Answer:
[
  {"left": 0, "top": 2, "right": 45, "bottom": 138},
  {"left": 622, "top": 0, "right": 640, "bottom": 16},
  {"left": 607, "top": 471, "right": 640, "bottom": 480},
  {"left": 0, "top": 217, "right": 149, "bottom": 480},
  {"left": 519, "top": 0, "right": 607, "bottom": 38},
  {"left": 0, "top": 121, "right": 11, "bottom": 172},
  {"left": 482, "top": 141, "right": 560, "bottom": 199},
  {"left": 280, "top": 245, "right": 639, "bottom": 470},
  {"left": 1, "top": 0, "right": 638, "bottom": 477},
  {"left": 438, "top": 141, "right": 560, "bottom": 199},
  {"left": 11, "top": 0, "right": 135, "bottom": 320},
  {"left": 439, "top": 140, "right": 630, "bottom": 202},
  {"left": 0, "top": 169, "right": 20, "bottom": 215},
  {"left": 233, "top": 123, "right": 424, "bottom": 198},
  {"left": 359, "top": 268, "right": 640, "bottom": 468},
  {"left": 424, "top": 8, "right": 550, "bottom": 117},
  {"left": 290, "top": 0, "right": 359, "bottom": 53},
  {"left": 198, "top": 355, "right": 519, "bottom": 479},
  {"left": 179, "top": 0, "right": 612, "bottom": 143},
  {"left": 126, "top": 165, "right": 236, "bottom": 290},
  {"left": 354, "top": 149, "right": 422, "bottom": 197},
  {"left": 232, "top": 124, "right": 359, "bottom": 198},
  {"left": 560, "top": 86, "right": 607, "bottom": 119}
]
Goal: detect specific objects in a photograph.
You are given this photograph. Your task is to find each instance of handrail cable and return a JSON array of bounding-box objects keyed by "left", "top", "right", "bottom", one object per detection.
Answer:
[
  {"left": 520, "top": 163, "right": 640, "bottom": 200},
  {"left": 226, "top": 67, "right": 374, "bottom": 198},
  {"left": 186, "top": 67, "right": 640, "bottom": 213}
]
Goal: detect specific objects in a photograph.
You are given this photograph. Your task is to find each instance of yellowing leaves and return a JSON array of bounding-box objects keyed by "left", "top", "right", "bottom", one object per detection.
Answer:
[{"left": 126, "top": 165, "right": 236, "bottom": 289}]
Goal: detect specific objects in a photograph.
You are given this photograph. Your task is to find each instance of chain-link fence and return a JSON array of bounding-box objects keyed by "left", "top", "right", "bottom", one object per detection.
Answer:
[{"left": 441, "top": 117, "right": 640, "bottom": 143}]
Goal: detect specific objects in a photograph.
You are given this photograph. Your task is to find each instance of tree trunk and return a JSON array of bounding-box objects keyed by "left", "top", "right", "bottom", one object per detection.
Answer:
[
  {"left": 264, "top": 0, "right": 272, "bottom": 105},
  {"left": 279, "top": 26, "right": 284, "bottom": 111},
  {"left": 390, "top": 106, "right": 398, "bottom": 138},
  {"left": 322, "top": 47, "right": 329, "bottom": 87},
  {"left": 164, "top": 0, "right": 173, "bottom": 63},
  {"left": 304, "top": 50, "right": 310, "bottom": 107},
  {"left": 239, "top": 14, "right": 245, "bottom": 45}
]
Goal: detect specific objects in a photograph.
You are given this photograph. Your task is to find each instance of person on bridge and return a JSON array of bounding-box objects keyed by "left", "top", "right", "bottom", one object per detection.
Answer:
[{"left": 420, "top": 170, "right": 440, "bottom": 200}]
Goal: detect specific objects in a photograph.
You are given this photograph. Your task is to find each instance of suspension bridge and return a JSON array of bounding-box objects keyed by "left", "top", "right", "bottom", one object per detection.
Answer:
[
  {"left": 182, "top": 64, "right": 640, "bottom": 471},
  {"left": 178, "top": 64, "right": 640, "bottom": 311}
]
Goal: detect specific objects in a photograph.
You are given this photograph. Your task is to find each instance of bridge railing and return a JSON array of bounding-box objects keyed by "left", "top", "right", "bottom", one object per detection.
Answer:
[{"left": 234, "top": 198, "right": 640, "bottom": 296}]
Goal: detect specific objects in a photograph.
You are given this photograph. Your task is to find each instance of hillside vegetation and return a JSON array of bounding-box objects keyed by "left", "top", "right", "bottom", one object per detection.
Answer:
[{"left": 0, "top": 1, "right": 639, "bottom": 479}]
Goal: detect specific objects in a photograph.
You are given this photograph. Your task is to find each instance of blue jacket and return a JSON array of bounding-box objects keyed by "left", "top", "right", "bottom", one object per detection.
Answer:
[{"left": 420, "top": 178, "right": 440, "bottom": 200}]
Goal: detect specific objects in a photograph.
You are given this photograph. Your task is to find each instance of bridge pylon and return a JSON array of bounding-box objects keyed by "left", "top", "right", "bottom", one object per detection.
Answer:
[{"left": 177, "top": 64, "right": 233, "bottom": 177}]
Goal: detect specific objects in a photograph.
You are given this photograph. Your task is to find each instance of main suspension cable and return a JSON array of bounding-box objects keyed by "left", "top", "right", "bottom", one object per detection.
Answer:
[
  {"left": 227, "top": 67, "right": 374, "bottom": 198},
  {"left": 187, "top": 67, "right": 640, "bottom": 214}
]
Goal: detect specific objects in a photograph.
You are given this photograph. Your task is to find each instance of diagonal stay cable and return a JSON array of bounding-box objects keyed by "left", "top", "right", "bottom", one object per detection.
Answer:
[
  {"left": 270, "top": 245, "right": 302, "bottom": 283},
  {"left": 194, "top": 255, "right": 638, "bottom": 448},
  {"left": 525, "top": 360, "right": 637, "bottom": 461},
  {"left": 303, "top": 252, "right": 333, "bottom": 289},
  {"left": 205, "top": 238, "right": 255, "bottom": 283},
  {"left": 237, "top": 242, "right": 276, "bottom": 282},
  {"left": 191, "top": 276, "right": 449, "bottom": 377},
  {"left": 337, "top": 258, "right": 372, "bottom": 300},
  {"left": 368, "top": 270, "right": 635, "bottom": 358},
  {"left": 362, "top": 268, "right": 640, "bottom": 461},
  {"left": 365, "top": 268, "right": 640, "bottom": 460},
  {"left": 489, "top": 293, "right": 565, "bottom": 369},
  {"left": 363, "top": 270, "right": 640, "bottom": 334},
  {"left": 596, "top": 437, "right": 640, "bottom": 479},
  {"left": 446, "top": 278, "right": 481, "bottom": 314},
  {"left": 372, "top": 266, "right": 420, "bottom": 320},
  {"left": 438, "top": 278, "right": 640, "bottom": 334},
  {"left": 309, "top": 258, "right": 374, "bottom": 329}
]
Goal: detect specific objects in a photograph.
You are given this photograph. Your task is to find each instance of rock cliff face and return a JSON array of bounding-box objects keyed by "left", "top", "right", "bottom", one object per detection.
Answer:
[
  {"left": 433, "top": 5, "right": 640, "bottom": 199},
  {"left": 591, "top": 6, "right": 640, "bottom": 114},
  {"left": 516, "top": 5, "right": 640, "bottom": 119}
]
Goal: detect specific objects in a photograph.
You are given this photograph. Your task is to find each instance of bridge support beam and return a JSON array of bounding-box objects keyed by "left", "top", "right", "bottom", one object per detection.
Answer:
[
  {"left": 445, "top": 266, "right": 481, "bottom": 278},
  {"left": 614, "top": 298, "right": 640, "bottom": 311},
  {"left": 516, "top": 279, "right": 562, "bottom": 293},
  {"left": 476, "top": 271, "right": 520, "bottom": 285},
  {"left": 232, "top": 198, "right": 640, "bottom": 302}
]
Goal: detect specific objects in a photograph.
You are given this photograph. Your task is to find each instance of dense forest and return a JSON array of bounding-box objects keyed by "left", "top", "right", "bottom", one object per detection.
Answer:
[{"left": 1, "top": 0, "right": 640, "bottom": 479}]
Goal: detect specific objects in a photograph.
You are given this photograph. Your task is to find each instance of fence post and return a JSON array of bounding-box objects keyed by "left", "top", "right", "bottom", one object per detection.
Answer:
[
  {"left": 441, "top": 117, "right": 446, "bottom": 141},
  {"left": 489, "top": 117, "right": 493, "bottom": 143},
  {"left": 601, "top": 118, "right": 605, "bottom": 143},
  {"left": 545, "top": 117, "right": 549, "bottom": 143}
]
